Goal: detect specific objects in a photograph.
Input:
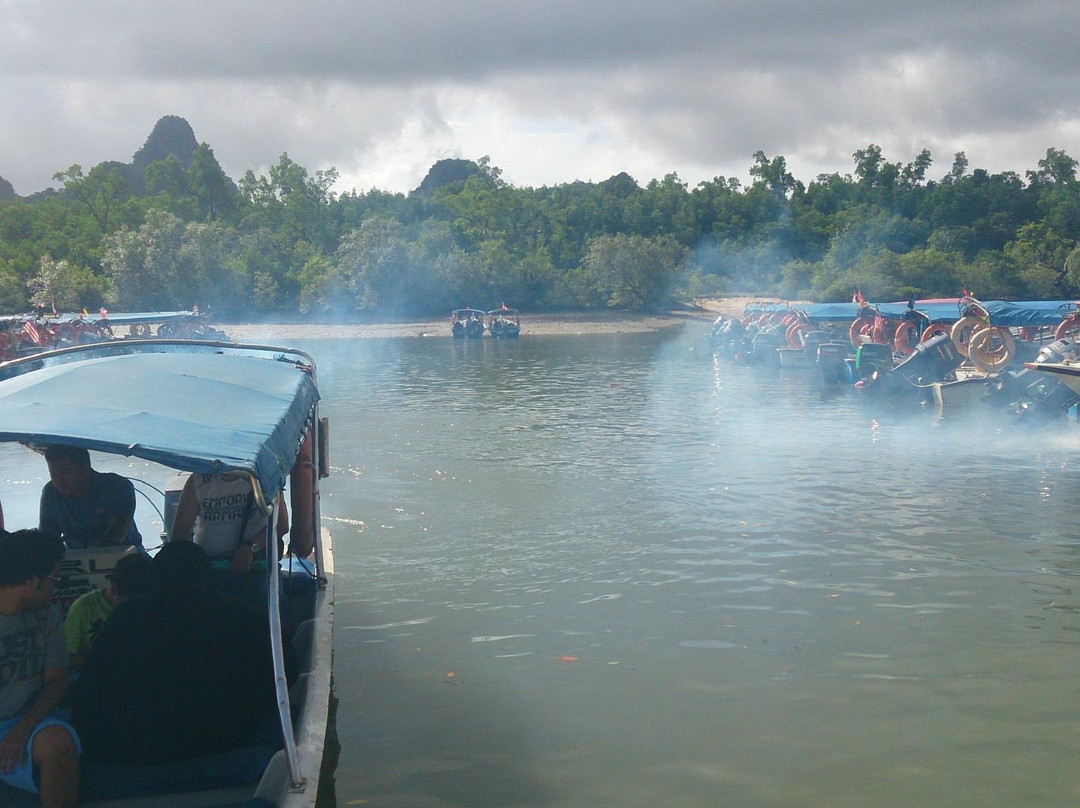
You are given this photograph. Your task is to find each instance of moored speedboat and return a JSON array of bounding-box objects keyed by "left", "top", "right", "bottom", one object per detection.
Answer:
[
  {"left": 451, "top": 308, "right": 486, "bottom": 339},
  {"left": 487, "top": 306, "right": 521, "bottom": 338},
  {"left": 0, "top": 339, "right": 334, "bottom": 808}
]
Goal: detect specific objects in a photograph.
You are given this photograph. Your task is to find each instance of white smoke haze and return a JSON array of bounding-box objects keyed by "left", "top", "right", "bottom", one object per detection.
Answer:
[{"left": 1, "top": 0, "right": 1077, "bottom": 195}]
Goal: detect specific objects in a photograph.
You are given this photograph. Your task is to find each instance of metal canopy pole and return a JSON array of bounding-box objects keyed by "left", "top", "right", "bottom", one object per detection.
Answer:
[{"left": 262, "top": 491, "right": 305, "bottom": 788}]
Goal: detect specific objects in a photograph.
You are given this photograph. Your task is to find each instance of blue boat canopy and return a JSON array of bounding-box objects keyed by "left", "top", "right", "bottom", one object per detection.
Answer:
[
  {"left": 769, "top": 299, "right": 1078, "bottom": 327},
  {"left": 0, "top": 346, "right": 319, "bottom": 497}
]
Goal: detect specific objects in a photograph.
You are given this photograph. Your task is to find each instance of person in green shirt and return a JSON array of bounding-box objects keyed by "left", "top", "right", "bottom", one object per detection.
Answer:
[{"left": 64, "top": 552, "right": 152, "bottom": 669}]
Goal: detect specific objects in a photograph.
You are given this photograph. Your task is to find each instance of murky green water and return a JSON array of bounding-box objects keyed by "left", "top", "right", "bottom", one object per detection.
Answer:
[{"left": 5, "top": 324, "right": 1080, "bottom": 806}]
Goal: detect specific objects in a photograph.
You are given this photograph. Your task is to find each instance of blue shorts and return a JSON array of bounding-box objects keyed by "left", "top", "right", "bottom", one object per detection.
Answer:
[{"left": 0, "top": 713, "right": 81, "bottom": 795}]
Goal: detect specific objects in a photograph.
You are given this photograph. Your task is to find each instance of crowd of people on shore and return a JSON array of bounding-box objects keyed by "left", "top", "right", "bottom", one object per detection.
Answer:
[{"left": 0, "top": 446, "right": 292, "bottom": 808}]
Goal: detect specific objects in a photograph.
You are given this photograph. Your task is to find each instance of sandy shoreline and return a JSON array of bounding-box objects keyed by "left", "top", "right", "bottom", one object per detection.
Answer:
[{"left": 222, "top": 297, "right": 758, "bottom": 341}]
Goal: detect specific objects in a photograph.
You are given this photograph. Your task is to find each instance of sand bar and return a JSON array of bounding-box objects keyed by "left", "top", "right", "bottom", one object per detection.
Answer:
[{"left": 222, "top": 297, "right": 765, "bottom": 341}]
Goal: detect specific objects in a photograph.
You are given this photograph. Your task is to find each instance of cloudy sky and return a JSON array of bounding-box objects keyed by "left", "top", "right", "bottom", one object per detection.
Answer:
[{"left": 1, "top": 0, "right": 1077, "bottom": 196}]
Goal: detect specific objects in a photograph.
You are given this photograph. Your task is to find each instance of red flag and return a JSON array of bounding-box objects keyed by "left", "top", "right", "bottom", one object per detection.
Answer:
[{"left": 22, "top": 320, "right": 40, "bottom": 344}]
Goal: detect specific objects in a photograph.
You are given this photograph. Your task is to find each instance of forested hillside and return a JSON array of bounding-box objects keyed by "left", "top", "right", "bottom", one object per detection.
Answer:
[{"left": 1, "top": 117, "right": 1078, "bottom": 317}]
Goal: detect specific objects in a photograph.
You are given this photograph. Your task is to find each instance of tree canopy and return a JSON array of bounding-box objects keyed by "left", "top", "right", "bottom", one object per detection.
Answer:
[{"left": 2, "top": 119, "right": 1079, "bottom": 316}]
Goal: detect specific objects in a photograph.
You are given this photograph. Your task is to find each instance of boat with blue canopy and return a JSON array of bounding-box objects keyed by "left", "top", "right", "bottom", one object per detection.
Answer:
[
  {"left": 0, "top": 338, "right": 334, "bottom": 808},
  {"left": 451, "top": 308, "right": 486, "bottom": 338},
  {"left": 765, "top": 298, "right": 1078, "bottom": 328}
]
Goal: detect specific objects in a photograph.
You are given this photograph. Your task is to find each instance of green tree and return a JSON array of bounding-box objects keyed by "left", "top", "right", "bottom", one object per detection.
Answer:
[
  {"left": 27, "top": 255, "right": 105, "bottom": 313},
  {"left": 333, "top": 217, "right": 410, "bottom": 310},
  {"left": 146, "top": 144, "right": 240, "bottom": 222},
  {"left": 1028, "top": 147, "right": 1078, "bottom": 186},
  {"left": 581, "top": 233, "right": 688, "bottom": 311},
  {"left": 102, "top": 209, "right": 187, "bottom": 308},
  {"left": 750, "top": 152, "right": 796, "bottom": 197},
  {"left": 53, "top": 164, "right": 130, "bottom": 233},
  {"left": 1006, "top": 222, "right": 1076, "bottom": 296},
  {"left": 240, "top": 154, "right": 340, "bottom": 251}
]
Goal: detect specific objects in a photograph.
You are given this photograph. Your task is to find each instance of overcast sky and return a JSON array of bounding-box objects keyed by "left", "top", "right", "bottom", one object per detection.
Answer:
[{"left": 2, "top": 0, "right": 1078, "bottom": 196}]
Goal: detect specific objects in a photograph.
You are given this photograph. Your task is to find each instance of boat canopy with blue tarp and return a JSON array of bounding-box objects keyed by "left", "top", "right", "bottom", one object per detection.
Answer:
[
  {"left": 54, "top": 310, "right": 202, "bottom": 325},
  {"left": 773, "top": 299, "right": 1078, "bottom": 327},
  {"left": 0, "top": 345, "right": 318, "bottom": 497}
]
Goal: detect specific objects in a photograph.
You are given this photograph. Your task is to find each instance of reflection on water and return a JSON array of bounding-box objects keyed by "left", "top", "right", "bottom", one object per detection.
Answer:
[{"left": 6, "top": 325, "right": 1080, "bottom": 806}]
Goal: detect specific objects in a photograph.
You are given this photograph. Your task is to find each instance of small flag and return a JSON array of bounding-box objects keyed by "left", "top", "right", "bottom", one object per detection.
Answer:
[{"left": 22, "top": 320, "right": 40, "bottom": 344}]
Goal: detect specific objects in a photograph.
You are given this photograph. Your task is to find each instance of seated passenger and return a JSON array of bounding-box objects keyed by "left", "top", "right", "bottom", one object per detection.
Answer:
[
  {"left": 71, "top": 541, "right": 290, "bottom": 765},
  {"left": 39, "top": 446, "right": 142, "bottom": 549},
  {"left": 170, "top": 471, "right": 288, "bottom": 608},
  {"left": 64, "top": 552, "right": 153, "bottom": 670},
  {"left": 0, "top": 529, "right": 79, "bottom": 808}
]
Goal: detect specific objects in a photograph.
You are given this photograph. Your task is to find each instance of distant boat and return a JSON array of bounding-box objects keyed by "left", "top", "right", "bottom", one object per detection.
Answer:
[
  {"left": 0, "top": 310, "right": 230, "bottom": 362},
  {"left": 487, "top": 306, "right": 521, "bottom": 339},
  {"left": 451, "top": 308, "right": 486, "bottom": 339}
]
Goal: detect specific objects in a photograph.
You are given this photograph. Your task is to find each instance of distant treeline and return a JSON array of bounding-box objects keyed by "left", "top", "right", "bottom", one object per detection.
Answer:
[{"left": 2, "top": 116, "right": 1078, "bottom": 316}]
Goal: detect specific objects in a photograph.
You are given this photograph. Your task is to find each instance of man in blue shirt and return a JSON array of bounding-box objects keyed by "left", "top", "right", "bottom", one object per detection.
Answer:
[{"left": 39, "top": 446, "right": 142, "bottom": 549}]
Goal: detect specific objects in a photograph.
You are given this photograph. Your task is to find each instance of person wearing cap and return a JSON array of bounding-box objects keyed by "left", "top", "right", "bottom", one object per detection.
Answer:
[
  {"left": 64, "top": 552, "right": 153, "bottom": 670},
  {"left": 39, "top": 445, "right": 142, "bottom": 549},
  {"left": 0, "top": 529, "right": 79, "bottom": 808}
]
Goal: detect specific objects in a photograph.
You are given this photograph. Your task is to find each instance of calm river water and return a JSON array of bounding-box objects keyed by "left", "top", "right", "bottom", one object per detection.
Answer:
[{"left": 4, "top": 323, "right": 1080, "bottom": 807}]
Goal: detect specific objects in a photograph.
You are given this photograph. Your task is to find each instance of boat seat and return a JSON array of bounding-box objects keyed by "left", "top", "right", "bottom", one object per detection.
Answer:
[
  {"left": 78, "top": 745, "right": 277, "bottom": 802},
  {"left": 254, "top": 750, "right": 291, "bottom": 802}
]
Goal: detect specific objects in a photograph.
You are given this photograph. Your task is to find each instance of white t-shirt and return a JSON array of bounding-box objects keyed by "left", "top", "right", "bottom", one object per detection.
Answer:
[{"left": 191, "top": 473, "right": 268, "bottom": 559}]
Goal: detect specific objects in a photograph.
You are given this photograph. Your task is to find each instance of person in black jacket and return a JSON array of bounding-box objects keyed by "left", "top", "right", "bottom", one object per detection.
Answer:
[{"left": 71, "top": 540, "right": 292, "bottom": 765}]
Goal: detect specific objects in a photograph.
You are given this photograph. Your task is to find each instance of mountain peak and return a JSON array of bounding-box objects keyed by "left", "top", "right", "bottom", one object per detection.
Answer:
[{"left": 132, "top": 115, "right": 198, "bottom": 172}]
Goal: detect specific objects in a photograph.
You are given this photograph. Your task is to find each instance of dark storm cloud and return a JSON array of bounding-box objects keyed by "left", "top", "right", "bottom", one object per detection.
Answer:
[{"left": 1, "top": 0, "right": 1077, "bottom": 194}]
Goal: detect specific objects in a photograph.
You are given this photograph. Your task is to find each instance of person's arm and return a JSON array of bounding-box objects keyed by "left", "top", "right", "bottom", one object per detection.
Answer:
[
  {"left": 233, "top": 490, "right": 286, "bottom": 573},
  {"left": 102, "top": 512, "right": 134, "bottom": 546},
  {"left": 0, "top": 666, "right": 68, "bottom": 770},
  {"left": 169, "top": 475, "right": 198, "bottom": 542},
  {"left": 64, "top": 604, "right": 85, "bottom": 669},
  {"left": 39, "top": 485, "right": 61, "bottom": 538},
  {"left": 101, "top": 477, "right": 137, "bottom": 545},
  {"left": 276, "top": 496, "right": 290, "bottom": 540}
]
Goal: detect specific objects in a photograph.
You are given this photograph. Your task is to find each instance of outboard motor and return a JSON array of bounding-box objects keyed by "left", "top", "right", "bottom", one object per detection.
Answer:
[
  {"left": 801, "top": 331, "right": 831, "bottom": 356},
  {"left": 817, "top": 342, "right": 851, "bottom": 385},
  {"left": 1035, "top": 338, "right": 1080, "bottom": 365},
  {"left": 854, "top": 342, "right": 893, "bottom": 378},
  {"left": 1009, "top": 338, "right": 1080, "bottom": 420},
  {"left": 893, "top": 333, "right": 964, "bottom": 385},
  {"left": 709, "top": 316, "right": 747, "bottom": 358},
  {"left": 750, "top": 330, "right": 783, "bottom": 367}
]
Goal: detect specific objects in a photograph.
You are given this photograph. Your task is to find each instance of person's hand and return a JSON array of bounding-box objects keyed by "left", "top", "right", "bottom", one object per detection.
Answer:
[
  {"left": 0, "top": 721, "right": 30, "bottom": 774},
  {"left": 231, "top": 543, "right": 256, "bottom": 574}
]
